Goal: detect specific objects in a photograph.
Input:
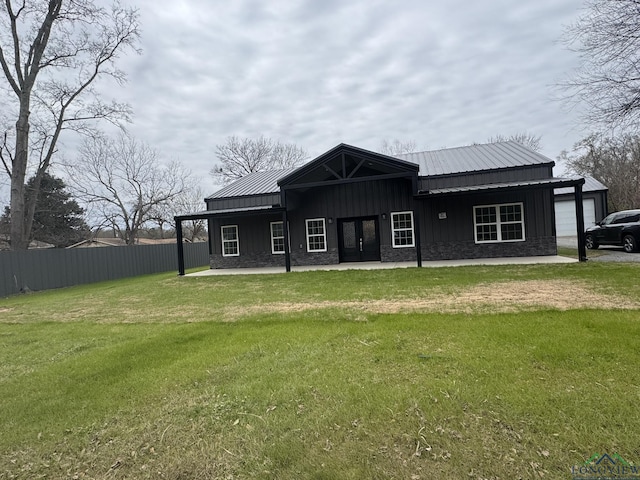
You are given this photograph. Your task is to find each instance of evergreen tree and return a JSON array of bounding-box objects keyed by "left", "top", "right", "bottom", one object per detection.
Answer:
[{"left": 1, "top": 174, "right": 89, "bottom": 248}]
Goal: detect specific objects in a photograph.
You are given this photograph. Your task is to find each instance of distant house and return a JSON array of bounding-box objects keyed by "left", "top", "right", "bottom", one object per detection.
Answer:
[
  {"left": 175, "top": 142, "right": 586, "bottom": 274},
  {"left": 554, "top": 176, "right": 608, "bottom": 236}
]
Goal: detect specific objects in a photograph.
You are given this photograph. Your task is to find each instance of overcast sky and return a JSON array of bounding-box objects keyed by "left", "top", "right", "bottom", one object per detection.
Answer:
[{"left": 3, "top": 0, "right": 590, "bottom": 204}]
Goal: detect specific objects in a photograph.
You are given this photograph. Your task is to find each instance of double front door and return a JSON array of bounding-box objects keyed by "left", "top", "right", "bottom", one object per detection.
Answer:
[{"left": 338, "top": 217, "right": 380, "bottom": 262}]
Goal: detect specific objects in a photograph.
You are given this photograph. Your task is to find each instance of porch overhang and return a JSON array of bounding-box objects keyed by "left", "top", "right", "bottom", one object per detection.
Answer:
[
  {"left": 174, "top": 205, "right": 286, "bottom": 276},
  {"left": 415, "top": 177, "right": 588, "bottom": 262}
]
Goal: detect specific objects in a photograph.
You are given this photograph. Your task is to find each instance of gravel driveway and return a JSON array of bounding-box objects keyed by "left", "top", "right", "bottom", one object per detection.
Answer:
[{"left": 557, "top": 236, "right": 640, "bottom": 263}]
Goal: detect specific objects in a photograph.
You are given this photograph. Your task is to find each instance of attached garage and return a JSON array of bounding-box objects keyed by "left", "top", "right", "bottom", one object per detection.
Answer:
[{"left": 554, "top": 177, "right": 608, "bottom": 237}]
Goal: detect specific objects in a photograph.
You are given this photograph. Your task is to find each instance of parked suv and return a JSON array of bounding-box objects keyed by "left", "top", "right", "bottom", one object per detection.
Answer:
[{"left": 585, "top": 209, "right": 640, "bottom": 253}]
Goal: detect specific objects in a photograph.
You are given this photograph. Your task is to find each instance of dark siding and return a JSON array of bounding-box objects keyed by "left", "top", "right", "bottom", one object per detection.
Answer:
[
  {"left": 417, "top": 187, "right": 556, "bottom": 260},
  {"left": 209, "top": 213, "right": 286, "bottom": 268},
  {"left": 285, "top": 178, "right": 415, "bottom": 257},
  {"left": 420, "top": 165, "right": 553, "bottom": 191},
  {"left": 206, "top": 193, "right": 281, "bottom": 211}
]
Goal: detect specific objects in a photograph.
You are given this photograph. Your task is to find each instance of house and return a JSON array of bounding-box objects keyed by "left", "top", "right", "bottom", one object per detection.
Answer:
[
  {"left": 175, "top": 142, "right": 587, "bottom": 274},
  {"left": 554, "top": 176, "right": 608, "bottom": 236}
]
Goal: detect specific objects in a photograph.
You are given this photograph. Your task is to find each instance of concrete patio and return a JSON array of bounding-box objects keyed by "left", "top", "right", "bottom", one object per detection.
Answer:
[{"left": 186, "top": 255, "right": 576, "bottom": 276}]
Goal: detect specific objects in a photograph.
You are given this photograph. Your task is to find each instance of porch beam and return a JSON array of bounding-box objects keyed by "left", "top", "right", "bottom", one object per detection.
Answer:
[
  {"left": 281, "top": 172, "right": 415, "bottom": 191},
  {"left": 322, "top": 162, "right": 342, "bottom": 180},
  {"left": 347, "top": 158, "right": 366, "bottom": 179}
]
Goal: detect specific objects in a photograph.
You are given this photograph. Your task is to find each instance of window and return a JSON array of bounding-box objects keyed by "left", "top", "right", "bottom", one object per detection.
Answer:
[
  {"left": 474, "top": 203, "right": 525, "bottom": 243},
  {"left": 306, "top": 218, "right": 327, "bottom": 252},
  {"left": 391, "top": 211, "right": 415, "bottom": 248},
  {"left": 271, "top": 221, "right": 285, "bottom": 254},
  {"left": 221, "top": 225, "right": 239, "bottom": 256}
]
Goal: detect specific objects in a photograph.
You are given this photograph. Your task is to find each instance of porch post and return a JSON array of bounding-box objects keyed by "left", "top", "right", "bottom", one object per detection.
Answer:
[
  {"left": 175, "top": 217, "right": 186, "bottom": 275},
  {"left": 575, "top": 181, "right": 587, "bottom": 262}
]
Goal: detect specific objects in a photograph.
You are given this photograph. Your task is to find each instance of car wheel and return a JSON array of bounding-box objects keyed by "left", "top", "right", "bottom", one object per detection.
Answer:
[
  {"left": 623, "top": 234, "right": 638, "bottom": 253},
  {"left": 585, "top": 234, "right": 598, "bottom": 250}
]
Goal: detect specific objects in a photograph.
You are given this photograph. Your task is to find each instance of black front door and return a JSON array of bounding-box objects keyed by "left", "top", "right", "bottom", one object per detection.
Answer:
[{"left": 338, "top": 217, "right": 380, "bottom": 262}]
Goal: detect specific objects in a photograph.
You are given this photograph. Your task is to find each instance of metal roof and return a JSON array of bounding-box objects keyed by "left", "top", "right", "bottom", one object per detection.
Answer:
[
  {"left": 206, "top": 142, "right": 555, "bottom": 199},
  {"left": 554, "top": 176, "right": 607, "bottom": 195},
  {"left": 206, "top": 168, "right": 296, "bottom": 200},
  {"left": 397, "top": 141, "right": 553, "bottom": 176},
  {"left": 421, "top": 178, "right": 582, "bottom": 197}
]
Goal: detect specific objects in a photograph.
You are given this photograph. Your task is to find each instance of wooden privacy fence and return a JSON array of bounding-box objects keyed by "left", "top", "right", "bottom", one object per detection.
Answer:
[{"left": 0, "top": 242, "right": 210, "bottom": 298}]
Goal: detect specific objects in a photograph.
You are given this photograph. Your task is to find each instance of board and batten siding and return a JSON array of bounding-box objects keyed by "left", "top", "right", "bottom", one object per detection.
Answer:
[
  {"left": 285, "top": 178, "right": 415, "bottom": 250},
  {"left": 420, "top": 165, "right": 554, "bottom": 191},
  {"left": 206, "top": 193, "right": 281, "bottom": 211},
  {"left": 418, "top": 187, "right": 556, "bottom": 244}
]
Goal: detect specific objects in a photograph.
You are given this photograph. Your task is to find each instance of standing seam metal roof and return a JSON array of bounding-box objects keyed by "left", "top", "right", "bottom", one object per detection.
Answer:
[
  {"left": 206, "top": 167, "right": 297, "bottom": 199},
  {"left": 206, "top": 142, "right": 555, "bottom": 199},
  {"left": 397, "top": 141, "right": 553, "bottom": 176}
]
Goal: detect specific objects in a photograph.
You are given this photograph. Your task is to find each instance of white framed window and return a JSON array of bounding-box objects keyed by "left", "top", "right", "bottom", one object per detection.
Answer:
[
  {"left": 474, "top": 203, "right": 525, "bottom": 243},
  {"left": 221, "top": 225, "right": 239, "bottom": 256},
  {"left": 270, "top": 221, "right": 285, "bottom": 254},
  {"left": 391, "top": 211, "right": 415, "bottom": 248},
  {"left": 306, "top": 218, "right": 327, "bottom": 252}
]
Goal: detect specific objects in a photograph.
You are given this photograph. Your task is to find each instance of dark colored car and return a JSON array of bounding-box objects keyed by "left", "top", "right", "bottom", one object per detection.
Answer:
[{"left": 585, "top": 209, "right": 640, "bottom": 253}]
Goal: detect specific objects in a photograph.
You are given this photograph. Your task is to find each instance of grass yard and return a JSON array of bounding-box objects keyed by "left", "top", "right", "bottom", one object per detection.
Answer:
[{"left": 1, "top": 263, "right": 640, "bottom": 479}]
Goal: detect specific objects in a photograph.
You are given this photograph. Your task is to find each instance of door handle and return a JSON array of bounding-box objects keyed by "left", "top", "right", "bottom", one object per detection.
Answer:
[{"left": 359, "top": 238, "right": 363, "bottom": 251}]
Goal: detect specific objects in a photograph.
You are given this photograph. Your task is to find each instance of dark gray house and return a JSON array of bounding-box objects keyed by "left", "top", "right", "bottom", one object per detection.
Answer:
[{"left": 176, "top": 142, "right": 586, "bottom": 274}]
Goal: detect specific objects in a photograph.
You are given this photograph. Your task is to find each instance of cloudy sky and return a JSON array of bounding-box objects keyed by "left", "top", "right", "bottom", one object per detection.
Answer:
[{"left": 3, "top": 0, "right": 590, "bottom": 204}]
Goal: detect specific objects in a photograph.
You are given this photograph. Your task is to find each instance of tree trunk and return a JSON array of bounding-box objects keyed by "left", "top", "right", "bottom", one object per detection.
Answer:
[{"left": 10, "top": 100, "right": 31, "bottom": 250}]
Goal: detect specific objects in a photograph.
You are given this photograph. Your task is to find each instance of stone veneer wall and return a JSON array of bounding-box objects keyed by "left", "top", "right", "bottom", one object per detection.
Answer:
[
  {"left": 210, "top": 238, "right": 556, "bottom": 269},
  {"left": 210, "top": 252, "right": 286, "bottom": 269},
  {"left": 380, "top": 245, "right": 417, "bottom": 263},
  {"left": 290, "top": 249, "right": 340, "bottom": 266},
  {"left": 421, "top": 237, "right": 557, "bottom": 261}
]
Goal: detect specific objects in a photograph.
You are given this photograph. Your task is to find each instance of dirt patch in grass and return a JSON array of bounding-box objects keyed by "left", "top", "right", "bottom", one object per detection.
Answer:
[{"left": 224, "top": 279, "right": 639, "bottom": 320}]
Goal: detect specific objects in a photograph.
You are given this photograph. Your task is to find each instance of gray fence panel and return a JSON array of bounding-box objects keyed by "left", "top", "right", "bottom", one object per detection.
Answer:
[{"left": 0, "top": 242, "right": 210, "bottom": 297}]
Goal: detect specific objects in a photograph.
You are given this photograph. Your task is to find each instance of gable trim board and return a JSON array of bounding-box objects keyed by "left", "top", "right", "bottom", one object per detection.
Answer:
[{"left": 176, "top": 142, "right": 587, "bottom": 275}]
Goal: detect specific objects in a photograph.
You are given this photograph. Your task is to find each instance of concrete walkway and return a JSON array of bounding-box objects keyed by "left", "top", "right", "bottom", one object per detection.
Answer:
[{"left": 187, "top": 255, "right": 576, "bottom": 276}]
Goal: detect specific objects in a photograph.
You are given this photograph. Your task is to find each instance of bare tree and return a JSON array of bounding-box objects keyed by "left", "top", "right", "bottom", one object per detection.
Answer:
[
  {"left": 559, "top": 133, "right": 640, "bottom": 212},
  {"left": 487, "top": 133, "right": 542, "bottom": 152},
  {"left": 379, "top": 139, "right": 418, "bottom": 156},
  {"left": 211, "top": 136, "right": 308, "bottom": 184},
  {"left": 171, "top": 185, "right": 207, "bottom": 242},
  {"left": 0, "top": 1, "right": 140, "bottom": 250},
  {"left": 68, "top": 132, "right": 189, "bottom": 245},
  {"left": 560, "top": 0, "right": 640, "bottom": 128}
]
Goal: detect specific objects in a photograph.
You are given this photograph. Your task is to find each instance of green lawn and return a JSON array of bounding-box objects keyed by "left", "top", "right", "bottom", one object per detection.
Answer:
[{"left": 1, "top": 263, "right": 640, "bottom": 479}]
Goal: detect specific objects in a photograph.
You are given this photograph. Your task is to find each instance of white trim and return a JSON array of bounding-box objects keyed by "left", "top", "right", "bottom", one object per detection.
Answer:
[
  {"left": 305, "top": 218, "right": 327, "bottom": 252},
  {"left": 473, "top": 202, "right": 525, "bottom": 243},
  {"left": 270, "top": 221, "right": 285, "bottom": 255},
  {"left": 391, "top": 211, "right": 415, "bottom": 248},
  {"left": 221, "top": 224, "right": 239, "bottom": 256}
]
